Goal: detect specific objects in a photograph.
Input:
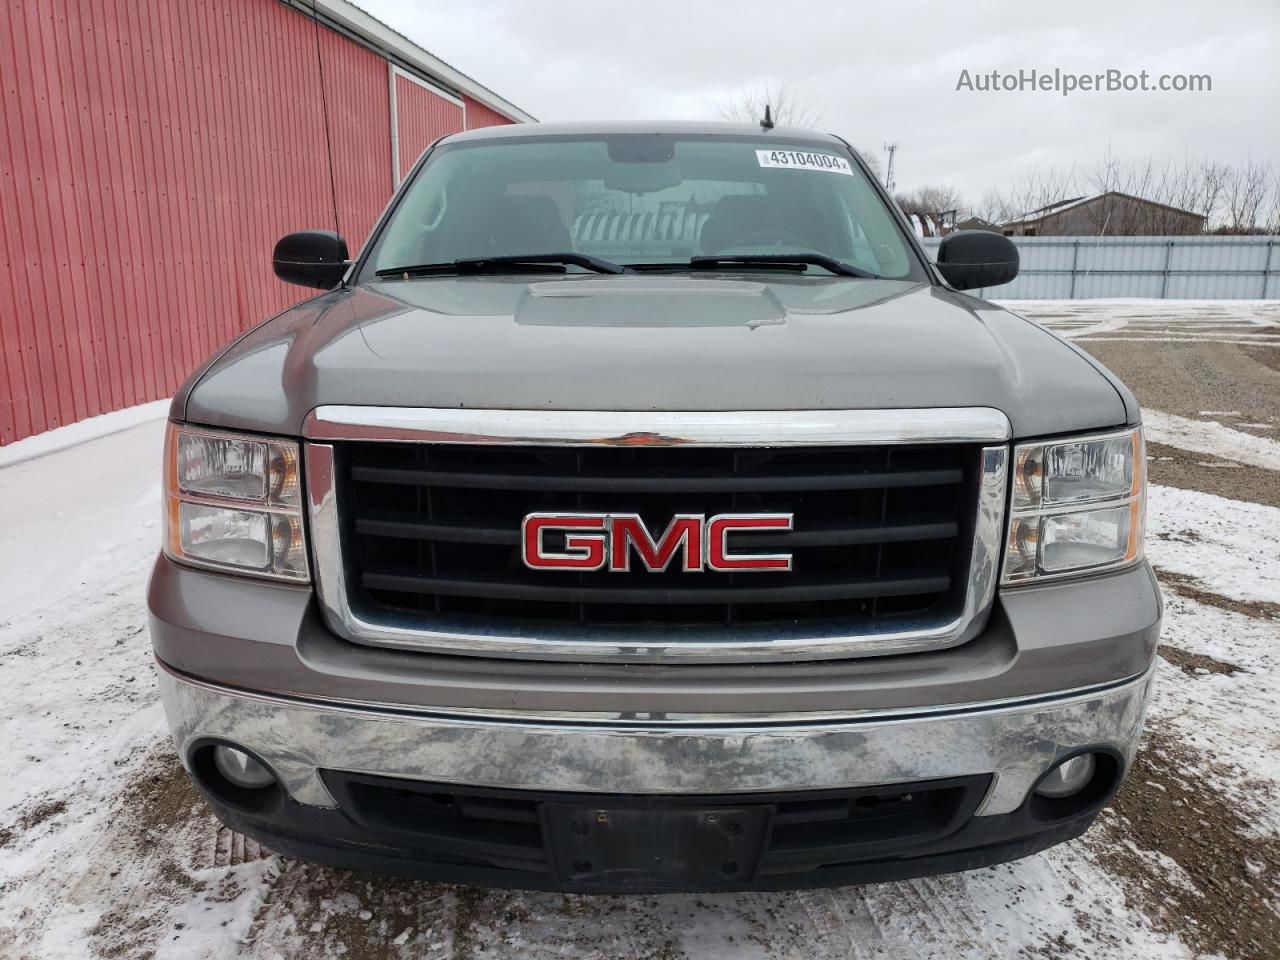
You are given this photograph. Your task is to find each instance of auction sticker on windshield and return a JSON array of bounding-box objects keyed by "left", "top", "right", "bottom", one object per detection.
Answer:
[{"left": 756, "top": 149, "right": 854, "bottom": 175}]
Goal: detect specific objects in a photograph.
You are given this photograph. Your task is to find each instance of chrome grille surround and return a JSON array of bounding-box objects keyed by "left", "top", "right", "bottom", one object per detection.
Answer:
[{"left": 304, "top": 407, "right": 1010, "bottom": 663}]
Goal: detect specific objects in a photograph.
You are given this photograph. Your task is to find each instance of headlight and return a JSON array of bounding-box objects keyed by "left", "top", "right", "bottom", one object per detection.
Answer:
[
  {"left": 1002, "top": 426, "right": 1144, "bottom": 584},
  {"left": 163, "top": 423, "right": 309, "bottom": 582}
]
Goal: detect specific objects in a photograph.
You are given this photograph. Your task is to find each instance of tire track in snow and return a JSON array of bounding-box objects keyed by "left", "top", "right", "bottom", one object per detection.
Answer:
[{"left": 1007, "top": 299, "right": 1280, "bottom": 350}]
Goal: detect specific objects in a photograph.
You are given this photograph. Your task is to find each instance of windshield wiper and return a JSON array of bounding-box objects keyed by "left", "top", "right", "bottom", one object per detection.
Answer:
[
  {"left": 375, "top": 253, "right": 629, "bottom": 278},
  {"left": 686, "top": 254, "right": 878, "bottom": 279}
]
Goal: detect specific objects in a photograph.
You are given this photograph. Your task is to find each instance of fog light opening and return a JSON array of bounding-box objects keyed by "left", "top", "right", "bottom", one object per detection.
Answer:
[
  {"left": 1035, "top": 753, "right": 1097, "bottom": 799},
  {"left": 212, "top": 745, "right": 276, "bottom": 790},
  {"left": 1027, "top": 749, "right": 1123, "bottom": 821},
  {"left": 189, "top": 741, "right": 285, "bottom": 815}
]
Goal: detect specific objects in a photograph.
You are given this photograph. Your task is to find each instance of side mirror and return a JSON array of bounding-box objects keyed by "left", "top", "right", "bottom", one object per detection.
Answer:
[
  {"left": 935, "top": 230, "right": 1019, "bottom": 291},
  {"left": 272, "top": 230, "right": 350, "bottom": 289}
]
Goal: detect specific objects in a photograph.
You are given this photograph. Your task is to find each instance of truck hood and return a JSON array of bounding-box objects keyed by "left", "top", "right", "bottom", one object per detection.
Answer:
[{"left": 178, "top": 275, "right": 1133, "bottom": 439}]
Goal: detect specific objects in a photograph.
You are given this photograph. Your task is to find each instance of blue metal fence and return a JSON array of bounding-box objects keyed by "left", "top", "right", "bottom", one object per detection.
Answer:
[{"left": 919, "top": 235, "right": 1280, "bottom": 299}]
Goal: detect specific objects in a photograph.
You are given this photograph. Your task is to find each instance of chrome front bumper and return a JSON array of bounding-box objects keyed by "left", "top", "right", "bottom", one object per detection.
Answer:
[{"left": 157, "top": 661, "right": 1152, "bottom": 817}]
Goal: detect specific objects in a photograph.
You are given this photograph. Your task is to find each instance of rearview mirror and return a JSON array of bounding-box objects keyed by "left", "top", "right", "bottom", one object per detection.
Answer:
[
  {"left": 935, "top": 230, "right": 1019, "bottom": 291},
  {"left": 604, "top": 162, "right": 683, "bottom": 195},
  {"left": 272, "top": 230, "right": 350, "bottom": 289}
]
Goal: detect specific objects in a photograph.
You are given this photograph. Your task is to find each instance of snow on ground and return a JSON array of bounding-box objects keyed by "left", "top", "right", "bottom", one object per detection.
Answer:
[
  {"left": 1141, "top": 411, "right": 1280, "bottom": 471},
  {"left": 0, "top": 398, "right": 169, "bottom": 469},
  {"left": 0, "top": 420, "right": 174, "bottom": 956},
  {"left": 996, "top": 299, "right": 1280, "bottom": 346},
  {"left": 1, "top": 300, "right": 1278, "bottom": 959},
  {"left": 1145, "top": 482, "right": 1280, "bottom": 604}
]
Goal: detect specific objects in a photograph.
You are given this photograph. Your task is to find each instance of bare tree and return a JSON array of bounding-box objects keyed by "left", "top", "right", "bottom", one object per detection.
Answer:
[
  {"left": 1200, "top": 161, "right": 1229, "bottom": 225},
  {"left": 1221, "top": 158, "right": 1272, "bottom": 233},
  {"left": 973, "top": 187, "right": 1016, "bottom": 225},
  {"left": 1266, "top": 169, "right": 1280, "bottom": 233},
  {"left": 1159, "top": 156, "right": 1227, "bottom": 225},
  {"left": 999, "top": 164, "right": 1082, "bottom": 224},
  {"left": 894, "top": 185, "right": 965, "bottom": 235},
  {"left": 852, "top": 146, "right": 882, "bottom": 181},
  {"left": 1083, "top": 149, "right": 1157, "bottom": 233},
  {"left": 972, "top": 151, "right": 1272, "bottom": 234},
  {"left": 718, "top": 83, "right": 823, "bottom": 129},
  {"left": 1162, "top": 158, "right": 1232, "bottom": 232},
  {"left": 914, "top": 185, "right": 964, "bottom": 218}
]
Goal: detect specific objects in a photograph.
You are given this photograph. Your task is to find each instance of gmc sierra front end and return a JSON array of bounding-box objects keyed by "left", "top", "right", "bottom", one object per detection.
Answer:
[{"left": 149, "top": 122, "right": 1159, "bottom": 892}]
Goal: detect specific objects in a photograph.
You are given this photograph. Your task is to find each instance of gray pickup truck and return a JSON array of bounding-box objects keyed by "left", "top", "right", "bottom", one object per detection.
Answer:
[{"left": 149, "top": 122, "right": 1159, "bottom": 893}]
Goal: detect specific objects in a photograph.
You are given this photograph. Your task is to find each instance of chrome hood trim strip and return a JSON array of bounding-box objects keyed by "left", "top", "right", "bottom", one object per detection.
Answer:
[{"left": 303, "top": 405, "right": 1012, "bottom": 447}]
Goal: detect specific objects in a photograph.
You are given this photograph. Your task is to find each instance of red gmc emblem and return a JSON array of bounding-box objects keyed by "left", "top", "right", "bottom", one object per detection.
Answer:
[{"left": 522, "top": 513, "right": 794, "bottom": 573}]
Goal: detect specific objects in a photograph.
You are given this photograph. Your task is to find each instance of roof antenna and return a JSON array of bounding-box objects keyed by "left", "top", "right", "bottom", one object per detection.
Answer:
[
  {"left": 761, "top": 104, "right": 774, "bottom": 130},
  {"left": 310, "top": 1, "right": 342, "bottom": 243}
]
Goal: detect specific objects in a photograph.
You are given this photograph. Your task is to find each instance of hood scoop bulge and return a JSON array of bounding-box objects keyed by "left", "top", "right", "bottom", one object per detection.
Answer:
[{"left": 515, "top": 277, "right": 786, "bottom": 328}]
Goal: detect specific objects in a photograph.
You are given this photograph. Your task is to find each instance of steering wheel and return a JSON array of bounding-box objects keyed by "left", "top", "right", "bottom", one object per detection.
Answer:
[{"left": 714, "top": 228, "right": 814, "bottom": 251}]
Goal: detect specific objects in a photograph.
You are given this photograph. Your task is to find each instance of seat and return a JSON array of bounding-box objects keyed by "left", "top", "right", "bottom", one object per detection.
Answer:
[{"left": 491, "top": 195, "right": 571, "bottom": 254}]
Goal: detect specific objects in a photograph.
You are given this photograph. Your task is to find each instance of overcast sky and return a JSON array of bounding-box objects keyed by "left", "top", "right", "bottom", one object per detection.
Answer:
[{"left": 360, "top": 0, "right": 1278, "bottom": 208}]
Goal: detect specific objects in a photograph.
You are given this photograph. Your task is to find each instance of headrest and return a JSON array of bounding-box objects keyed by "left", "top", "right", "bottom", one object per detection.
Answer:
[{"left": 492, "top": 195, "right": 571, "bottom": 253}]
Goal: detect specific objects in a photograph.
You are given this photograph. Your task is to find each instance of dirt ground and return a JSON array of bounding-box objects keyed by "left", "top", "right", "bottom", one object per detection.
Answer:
[
  {"left": 0, "top": 299, "right": 1277, "bottom": 960},
  {"left": 1060, "top": 300, "right": 1280, "bottom": 505}
]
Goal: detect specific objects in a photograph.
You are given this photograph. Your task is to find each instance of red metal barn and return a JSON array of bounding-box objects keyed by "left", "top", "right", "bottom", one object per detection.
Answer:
[{"left": 0, "top": 0, "right": 531, "bottom": 445}]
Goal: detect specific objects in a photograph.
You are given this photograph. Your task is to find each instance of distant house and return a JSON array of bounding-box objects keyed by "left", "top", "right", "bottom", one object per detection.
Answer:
[
  {"left": 1000, "top": 192, "right": 1206, "bottom": 237},
  {"left": 949, "top": 216, "right": 1000, "bottom": 234}
]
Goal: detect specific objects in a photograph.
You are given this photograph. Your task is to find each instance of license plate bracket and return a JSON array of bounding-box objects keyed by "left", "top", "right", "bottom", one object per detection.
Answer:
[{"left": 542, "top": 802, "right": 771, "bottom": 889}]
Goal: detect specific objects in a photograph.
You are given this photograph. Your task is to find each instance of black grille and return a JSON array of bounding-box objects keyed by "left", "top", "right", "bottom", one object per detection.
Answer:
[{"left": 338, "top": 442, "right": 980, "bottom": 632}]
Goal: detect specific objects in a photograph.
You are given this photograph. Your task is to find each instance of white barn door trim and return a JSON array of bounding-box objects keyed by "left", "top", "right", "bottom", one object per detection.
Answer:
[{"left": 388, "top": 64, "right": 466, "bottom": 188}]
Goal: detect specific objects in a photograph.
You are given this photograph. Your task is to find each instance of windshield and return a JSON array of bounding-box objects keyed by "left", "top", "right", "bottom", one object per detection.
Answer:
[{"left": 365, "top": 134, "right": 925, "bottom": 280}]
